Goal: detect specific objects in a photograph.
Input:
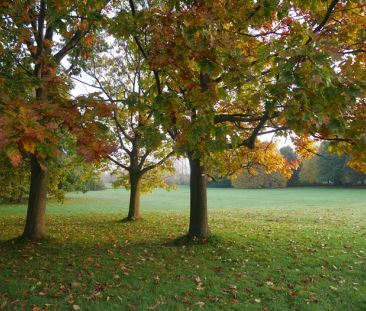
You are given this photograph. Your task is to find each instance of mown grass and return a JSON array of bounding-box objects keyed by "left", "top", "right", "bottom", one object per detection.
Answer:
[{"left": 0, "top": 187, "right": 365, "bottom": 310}]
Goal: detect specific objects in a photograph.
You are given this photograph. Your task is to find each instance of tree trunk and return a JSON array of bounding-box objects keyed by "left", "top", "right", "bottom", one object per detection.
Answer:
[
  {"left": 17, "top": 191, "right": 24, "bottom": 204},
  {"left": 188, "top": 153, "right": 210, "bottom": 239},
  {"left": 127, "top": 173, "right": 142, "bottom": 220},
  {"left": 22, "top": 156, "right": 48, "bottom": 241}
]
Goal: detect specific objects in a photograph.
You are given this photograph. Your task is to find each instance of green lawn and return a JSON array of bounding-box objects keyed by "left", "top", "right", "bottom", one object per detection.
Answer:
[{"left": 0, "top": 187, "right": 365, "bottom": 310}]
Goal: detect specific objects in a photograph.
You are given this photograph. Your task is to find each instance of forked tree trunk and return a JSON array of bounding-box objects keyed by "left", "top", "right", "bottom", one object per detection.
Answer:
[
  {"left": 22, "top": 156, "right": 48, "bottom": 241},
  {"left": 127, "top": 173, "right": 142, "bottom": 220},
  {"left": 188, "top": 153, "right": 210, "bottom": 238}
]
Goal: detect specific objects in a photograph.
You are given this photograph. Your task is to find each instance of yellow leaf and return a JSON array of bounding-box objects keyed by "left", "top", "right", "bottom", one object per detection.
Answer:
[{"left": 22, "top": 138, "right": 36, "bottom": 154}]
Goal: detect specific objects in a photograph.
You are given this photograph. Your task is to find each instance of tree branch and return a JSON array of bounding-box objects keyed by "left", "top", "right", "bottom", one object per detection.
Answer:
[
  {"left": 107, "top": 156, "right": 130, "bottom": 171},
  {"left": 128, "top": 0, "right": 162, "bottom": 95},
  {"left": 138, "top": 150, "right": 151, "bottom": 170},
  {"left": 54, "top": 29, "right": 88, "bottom": 63},
  {"left": 141, "top": 151, "right": 174, "bottom": 174},
  {"left": 215, "top": 114, "right": 262, "bottom": 124},
  {"left": 35, "top": 0, "right": 46, "bottom": 58},
  {"left": 313, "top": 0, "right": 340, "bottom": 33}
]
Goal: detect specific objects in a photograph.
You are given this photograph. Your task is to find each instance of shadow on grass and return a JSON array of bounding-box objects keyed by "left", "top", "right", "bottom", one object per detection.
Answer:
[
  {"left": 116, "top": 217, "right": 145, "bottom": 223},
  {"left": 1, "top": 231, "right": 231, "bottom": 256},
  {"left": 0, "top": 235, "right": 58, "bottom": 251},
  {"left": 169, "top": 234, "right": 226, "bottom": 247}
]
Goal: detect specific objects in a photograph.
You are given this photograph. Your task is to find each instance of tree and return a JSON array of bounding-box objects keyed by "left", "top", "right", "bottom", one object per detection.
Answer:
[
  {"left": 81, "top": 38, "right": 174, "bottom": 220},
  {"left": 0, "top": 141, "right": 104, "bottom": 204},
  {"left": 232, "top": 166, "right": 287, "bottom": 189},
  {"left": 120, "top": 0, "right": 366, "bottom": 238},
  {"left": 0, "top": 0, "right": 112, "bottom": 240},
  {"left": 280, "top": 146, "right": 300, "bottom": 186},
  {"left": 0, "top": 153, "right": 30, "bottom": 203},
  {"left": 207, "top": 178, "right": 231, "bottom": 188},
  {"left": 299, "top": 156, "right": 319, "bottom": 185},
  {"left": 317, "top": 142, "right": 366, "bottom": 186},
  {"left": 47, "top": 134, "right": 106, "bottom": 200}
]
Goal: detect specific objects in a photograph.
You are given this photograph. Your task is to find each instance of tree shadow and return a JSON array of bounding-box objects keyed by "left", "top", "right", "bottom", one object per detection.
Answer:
[
  {"left": 116, "top": 217, "right": 144, "bottom": 223},
  {"left": 0, "top": 234, "right": 56, "bottom": 249},
  {"left": 168, "top": 234, "right": 226, "bottom": 247}
]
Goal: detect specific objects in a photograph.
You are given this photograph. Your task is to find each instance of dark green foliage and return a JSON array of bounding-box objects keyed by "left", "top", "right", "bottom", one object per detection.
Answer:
[
  {"left": 207, "top": 179, "right": 232, "bottom": 188},
  {"left": 58, "top": 166, "right": 105, "bottom": 193},
  {"left": 0, "top": 154, "right": 30, "bottom": 203},
  {"left": 317, "top": 143, "right": 366, "bottom": 186},
  {"left": 298, "top": 142, "right": 366, "bottom": 186},
  {"left": 0, "top": 149, "right": 104, "bottom": 204}
]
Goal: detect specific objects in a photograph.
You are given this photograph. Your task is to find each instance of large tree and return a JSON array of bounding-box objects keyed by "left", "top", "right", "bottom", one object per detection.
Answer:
[
  {"left": 120, "top": 0, "right": 365, "bottom": 238},
  {"left": 0, "top": 0, "right": 112, "bottom": 240}
]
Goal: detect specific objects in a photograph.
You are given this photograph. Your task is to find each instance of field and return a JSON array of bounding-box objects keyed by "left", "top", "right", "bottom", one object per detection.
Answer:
[{"left": 0, "top": 187, "right": 365, "bottom": 310}]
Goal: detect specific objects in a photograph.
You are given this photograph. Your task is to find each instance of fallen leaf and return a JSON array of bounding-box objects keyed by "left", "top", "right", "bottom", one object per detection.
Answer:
[
  {"left": 305, "top": 296, "right": 320, "bottom": 303},
  {"left": 194, "top": 276, "right": 205, "bottom": 290},
  {"left": 196, "top": 283, "right": 205, "bottom": 291},
  {"left": 71, "top": 282, "right": 81, "bottom": 288}
]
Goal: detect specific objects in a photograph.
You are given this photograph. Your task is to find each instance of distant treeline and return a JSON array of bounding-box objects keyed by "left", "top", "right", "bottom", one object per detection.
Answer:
[
  {"left": 296, "top": 143, "right": 366, "bottom": 187},
  {"left": 210, "top": 142, "right": 366, "bottom": 189}
]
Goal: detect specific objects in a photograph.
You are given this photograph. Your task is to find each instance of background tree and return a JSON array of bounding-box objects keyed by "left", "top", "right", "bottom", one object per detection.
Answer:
[
  {"left": 212, "top": 142, "right": 292, "bottom": 189},
  {"left": 82, "top": 39, "right": 174, "bottom": 220},
  {"left": 0, "top": 136, "right": 104, "bottom": 204},
  {"left": 280, "top": 146, "right": 300, "bottom": 186},
  {"left": 0, "top": 154, "right": 30, "bottom": 203},
  {"left": 0, "top": 0, "right": 112, "bottom": 240},
  {"left": 232, "top": 166, "right": 287, "bottom": 189},
  {"left": 165, "top": 158, "right": 190, "bottom": 186},
  {"left": 299, "top": 156, "right": 319, "bottom": 185},
  {"left": 207, "top": 178, "right": 232, "bottom": 188},
  {"left": 315, "top": 142, "right": 366, "bottom": 186}
]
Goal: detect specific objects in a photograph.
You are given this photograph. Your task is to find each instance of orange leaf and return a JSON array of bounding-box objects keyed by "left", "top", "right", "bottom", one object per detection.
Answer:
[{"left": 7, "top": 151, "right": 22, "bottom": 167}]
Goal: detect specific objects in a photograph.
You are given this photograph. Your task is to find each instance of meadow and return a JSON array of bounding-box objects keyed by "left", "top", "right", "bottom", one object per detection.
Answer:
[{"left": 0, "top": 187, "right": 365, "bottom": 310}]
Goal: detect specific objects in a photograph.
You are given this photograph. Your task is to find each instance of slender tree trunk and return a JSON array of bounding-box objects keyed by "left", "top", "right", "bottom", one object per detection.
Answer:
[
  {"left": 17, "top": 192, "right": 24, "bottom": 204},
  {"left": 127, "top": 173, "right": 142, "bottom": 220},
  {"left": 187, "top": 153, "right": 210, "bottom": 238},
  {"left": 22, "top": 156, "right": 48, "bottom": 241}
]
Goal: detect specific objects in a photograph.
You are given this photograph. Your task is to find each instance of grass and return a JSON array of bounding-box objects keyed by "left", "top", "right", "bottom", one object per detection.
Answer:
[{"left": 0, "top": 187, "right": 365, "bottom": 310}]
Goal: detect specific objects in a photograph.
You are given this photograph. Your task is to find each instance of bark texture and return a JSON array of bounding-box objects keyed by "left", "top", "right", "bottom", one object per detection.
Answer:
[
  {"left": 188, "top": 154, "right": 210, "bottom": 238},
  {"left": 22, "top": 156, "right": 48, "bottom": 240},
  {"left": 127, "top": 173, "right": 142, "bottom": 220}
]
